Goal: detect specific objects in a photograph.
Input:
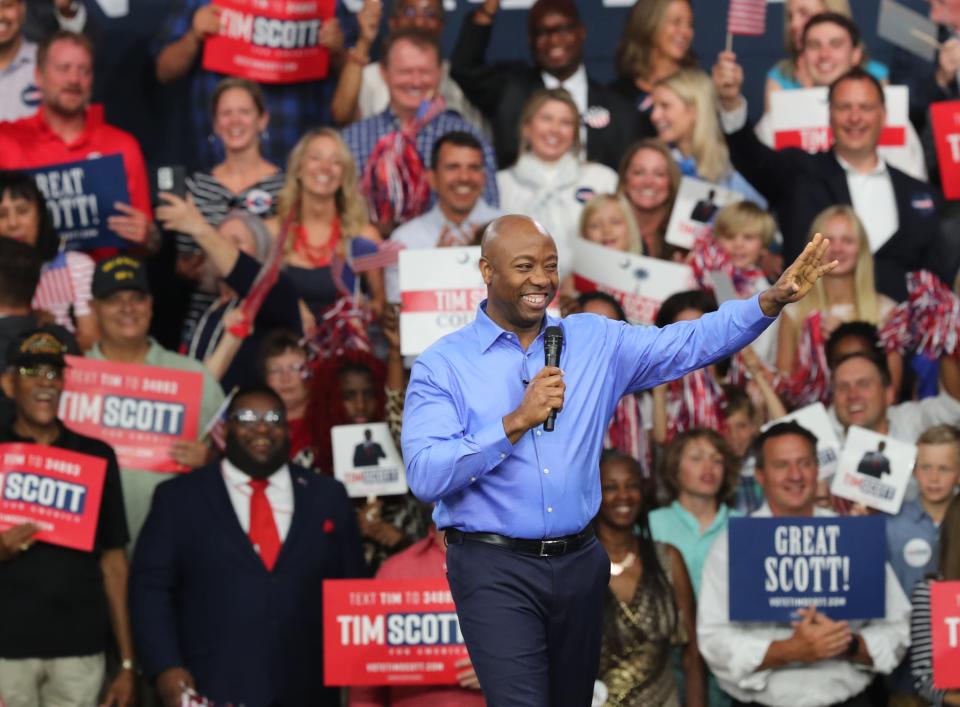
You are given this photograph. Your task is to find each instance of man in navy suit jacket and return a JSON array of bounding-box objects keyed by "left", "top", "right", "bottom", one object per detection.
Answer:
[
  {"left": 713, "top": 58, "right": 954, "bottom": 302},
  {"left": 130, "top": 385, "right": 366, "bottom": 707}
]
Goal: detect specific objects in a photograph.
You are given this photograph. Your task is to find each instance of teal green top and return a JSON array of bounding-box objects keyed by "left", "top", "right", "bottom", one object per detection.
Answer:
[{"left": 649, "top": 501, "right": 739, "bottom": 597}]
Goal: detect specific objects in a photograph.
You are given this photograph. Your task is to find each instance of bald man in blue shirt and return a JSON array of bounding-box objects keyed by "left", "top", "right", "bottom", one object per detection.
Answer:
[{"left": 402, "top": 215, "right": 837, "bottom": 707}]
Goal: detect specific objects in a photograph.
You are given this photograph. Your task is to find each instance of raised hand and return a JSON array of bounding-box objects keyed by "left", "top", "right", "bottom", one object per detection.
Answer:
[
  {"left": 759, "top": 233, "right": 838, "bottom": 316},
  {"left": 712, "top": 51, "right": 745, "bottom": 111}
]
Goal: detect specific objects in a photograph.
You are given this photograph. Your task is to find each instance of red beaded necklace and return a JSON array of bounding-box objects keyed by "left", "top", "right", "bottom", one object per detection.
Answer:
[{"left": 293, "top": 216, "right": 342, "bottom": 267}]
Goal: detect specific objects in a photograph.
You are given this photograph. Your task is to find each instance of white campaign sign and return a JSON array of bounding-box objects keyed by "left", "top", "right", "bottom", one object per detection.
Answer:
[
  {"left": 399, "top": 247, "right": 485, "bottom": 357},
  {"left": 664, "top": 177, "right": 744, "bottom": 250},
  {"left": 398, "top": 247, "right": 560, "bottom": 356},
  {"left": 831, "top": 426, "right": 917, "bottom": 515},
  {"left": 762, "top": 403, "right": 843, "bottom": 479},
  {"left": 571, "top": 239, "right": 696, "bottom": 325},
  {"left": 331, "top": 422, "right": 408, "bottom": 499}
]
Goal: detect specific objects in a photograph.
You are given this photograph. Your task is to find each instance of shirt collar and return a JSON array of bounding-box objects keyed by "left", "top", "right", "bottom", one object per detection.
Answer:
[
  {"left": 541, "top": 65, "right": 587, "bottom": 98},
  {"left": 36, "top": 104, "right": 106, "bottom": 150},
  {"left": 221, "top": 457, "right": 291, "bottom": 490},
  {"left": 3, "top": 40, "right": 35, "bottom": 75},
  {"left": 752, "top": 502, "right": 836, "bottom": 518},
  {"left": 902, "top": 498, "right": 930, "bottom": 523},
  {"left": 835, "top": 152, "right": 887, "bottom": 177},
  {"left": 472, "top": 299, "right": 560, "bottom": 354},
  {"left": 669, "top": 500, "right": 731, "bottom": 535}
]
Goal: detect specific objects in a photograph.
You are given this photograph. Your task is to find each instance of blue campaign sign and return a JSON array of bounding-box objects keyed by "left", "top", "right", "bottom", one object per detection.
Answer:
[
  {"left": 728, "top": 516, "right": 886, "bottom": 622},
  {"left": 27, "top": 155, "right": 130, "bottom": 250}
]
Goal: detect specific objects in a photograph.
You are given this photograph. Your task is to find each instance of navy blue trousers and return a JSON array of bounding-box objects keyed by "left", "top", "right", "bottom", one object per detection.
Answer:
[{"left": 445, "top": 536, "right": 610, "bottom": 707}]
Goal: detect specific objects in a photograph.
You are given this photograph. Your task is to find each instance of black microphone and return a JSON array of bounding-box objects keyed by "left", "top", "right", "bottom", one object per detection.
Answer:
[{"left": 543, "top": 326, "right": 563, "bottom": 432}]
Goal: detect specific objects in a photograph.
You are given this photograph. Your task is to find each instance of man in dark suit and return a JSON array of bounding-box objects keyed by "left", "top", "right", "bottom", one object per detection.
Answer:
[
  {"left": 353, "top": 428, "right": 387, "bottom": 467},
  {"left": 712, "top": 56, "right": 952, "bottom": 302},
  {"left": 130, "top": 384, "right": 366, "bottom": 707},
  {"left": 450, "top": 0, "right": 647, "bottom": 170}
]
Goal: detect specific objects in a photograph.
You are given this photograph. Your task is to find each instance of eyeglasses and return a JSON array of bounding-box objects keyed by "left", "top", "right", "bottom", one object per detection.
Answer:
[
  {"left": 17, "top": 366, "right": 62, "bottom": 381},
  {"left": 532, "top": 22, "right": 579, "bottom": 40},
  {"left": 228, "top": 408, "right": 285, "bottom": 426}
]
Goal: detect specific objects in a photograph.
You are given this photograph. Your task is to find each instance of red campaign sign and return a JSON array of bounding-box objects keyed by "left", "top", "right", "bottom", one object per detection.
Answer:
[
  {"left": 58, "top": 356, "right": 203, "bottom": 473},
  {"left": 0, "top": 443, "right": 106, "bottom": 551},
  {"left": 932, "top": 581, "right": 960, "bottom": 689},
  {"left": 323, "top": 578, "right": 468, "bottom": 686},
  {"left": 202, "top": 0, "right": 335, "bottom": 84},
  {"left": 773, "top": 126, "right": 907, "bottom": 152},
  {"left": 401, "top": 288, "right": 487, "bottom": 313},
  {"left": 931, "top": 101, "right": 960, "bottom": 201}
]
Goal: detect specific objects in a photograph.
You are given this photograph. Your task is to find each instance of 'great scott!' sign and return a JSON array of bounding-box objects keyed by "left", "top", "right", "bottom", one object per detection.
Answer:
[
  {"left": 27, "top": 155, "right": 130, "bottom": 250},
  {"left": 59, "top": 356, "right": 203, "bottom": 472},
  {"left": 0, "top": 443, "right": 106, "bottom": 551},
  {"left": 324, "top": 578, "right": 468, "bottom": 686},
  {"left": 203, "top": 0, "right": 335, "bottom": 84},
  {"left": 728, "top": 516, "right": 886, "bottom": 621}
]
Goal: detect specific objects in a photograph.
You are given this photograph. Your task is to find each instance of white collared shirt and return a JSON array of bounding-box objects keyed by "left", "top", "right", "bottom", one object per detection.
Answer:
[
  {"left": 697, "top": 504, "right": 911, "bottom": 707},
  {"left": 835, "top": 154, "right": 899, "bottom": 254},
  {"left": 542, "top": 64, "right": 589, "bottom": 157},
  {"left": 221, "top": 459, "right": 294, "bottom": 541}
]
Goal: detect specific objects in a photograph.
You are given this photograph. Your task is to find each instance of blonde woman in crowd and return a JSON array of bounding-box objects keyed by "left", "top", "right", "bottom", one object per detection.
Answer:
[
  {"left": 776, "top": 205, "right": 898, "bottom": 380},
  {"left": 651, "top": 69, "right": 766, "bottom": 205},
  {"left": 274, "top": 128, "right": 384, "bottom": 331},
  {"left": 497, "top": 88, "right": 618, "bottom": 274}
]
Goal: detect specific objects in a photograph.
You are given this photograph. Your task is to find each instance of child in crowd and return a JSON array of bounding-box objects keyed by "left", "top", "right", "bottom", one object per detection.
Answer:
[
  {"left": 710, "top": 201, "right": 778, "bottom": 366},
  {"left": 886, "top": 425, "right": 960, "bottom": 702},
  {"left": 720, "top": 385, "right": 764, "bottom": 515}
]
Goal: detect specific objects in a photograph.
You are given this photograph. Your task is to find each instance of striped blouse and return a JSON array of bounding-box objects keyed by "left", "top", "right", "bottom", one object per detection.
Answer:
[{"left": 910, "top": 576, "right": 948, "bottom": 705}]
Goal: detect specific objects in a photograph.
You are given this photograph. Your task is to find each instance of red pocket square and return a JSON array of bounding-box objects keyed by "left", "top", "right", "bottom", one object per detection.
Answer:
[{"left": 323, "top": 519, "right": 336, "bottom": 533}]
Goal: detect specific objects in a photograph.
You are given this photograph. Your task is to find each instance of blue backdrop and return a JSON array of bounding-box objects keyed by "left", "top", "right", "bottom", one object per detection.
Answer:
[{"left": 82, "top": 0, "right": 930, "bottom": 164}]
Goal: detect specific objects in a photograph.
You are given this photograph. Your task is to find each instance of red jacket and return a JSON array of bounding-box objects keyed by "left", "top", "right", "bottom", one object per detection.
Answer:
[{"left": 0, "top": 105, "right": 152, "bottom": 220}]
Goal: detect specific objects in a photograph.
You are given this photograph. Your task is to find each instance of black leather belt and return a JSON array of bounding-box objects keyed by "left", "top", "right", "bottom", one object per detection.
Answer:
[{"left": 444, "top": 526, "right": 594, "bottom": 557}]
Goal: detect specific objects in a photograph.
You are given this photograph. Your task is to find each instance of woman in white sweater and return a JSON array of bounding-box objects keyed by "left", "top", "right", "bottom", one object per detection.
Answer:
[{"left": 497, "top": 88, "right": 618, "bottom": 273}]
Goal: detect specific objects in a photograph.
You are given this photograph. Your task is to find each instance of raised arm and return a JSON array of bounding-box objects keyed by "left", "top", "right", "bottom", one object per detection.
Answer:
[
  {"left": 155, "top": 193, "right": 240, "bottom": 276},
  {"left": 449, "top": 0, "right": 507, "bottom": 117},
  {"left": 156, "top": 5, "right": 221, "bottom": 84},
  {"left": 331, "top": 0, "right": 381, "bottom": 125}
]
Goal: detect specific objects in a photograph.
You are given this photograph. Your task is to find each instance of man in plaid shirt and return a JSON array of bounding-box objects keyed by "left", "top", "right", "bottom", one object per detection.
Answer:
[
  {"left": 152, "top": 0, "right": 355, "bottom": 171},
  {"left": 341, "top": 28, "right": 499, "bottom": 230}
]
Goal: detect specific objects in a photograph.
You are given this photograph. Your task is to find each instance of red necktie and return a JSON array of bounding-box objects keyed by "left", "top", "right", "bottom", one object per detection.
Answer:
[{"left": 248, "top": 479, "right": 281, "bottom": 571}]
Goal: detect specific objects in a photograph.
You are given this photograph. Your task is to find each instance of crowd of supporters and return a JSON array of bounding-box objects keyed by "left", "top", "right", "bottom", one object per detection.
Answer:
[{"left": 1, "top": 0, "right": 960, "bottom": 705}]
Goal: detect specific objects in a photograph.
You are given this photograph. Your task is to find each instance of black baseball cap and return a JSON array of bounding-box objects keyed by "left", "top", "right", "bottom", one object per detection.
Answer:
[
  {"left": 6, "top": 328, "right": 69, "bottom": 369},
  {"left": 92, "top": 255, "right": 151, "bottom": 299}
]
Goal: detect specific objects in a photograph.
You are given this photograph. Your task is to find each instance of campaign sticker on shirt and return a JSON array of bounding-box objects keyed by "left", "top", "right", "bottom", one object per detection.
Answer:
[
  {"left": 911, "top": 194, "right": 936, "bottom": 214},
  {"left": 583, "top": 106, "right": 611, "bottom": 130},
  {"left": 244, "top": 188, "right": 274, "bottom": 215},
  {"left": 574, "top": 187, "right": 596, "bottom": 204},
  {"left": 20, "top": 84, "right": 40, "bottom": 109},
  {"left": 903, "top": 537, "right": 933, "bottom": 568}
]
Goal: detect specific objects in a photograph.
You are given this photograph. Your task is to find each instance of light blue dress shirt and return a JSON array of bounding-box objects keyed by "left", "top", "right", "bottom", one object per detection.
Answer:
[{"left": 402, "top": 295, "right": 774, "bottom": 538}]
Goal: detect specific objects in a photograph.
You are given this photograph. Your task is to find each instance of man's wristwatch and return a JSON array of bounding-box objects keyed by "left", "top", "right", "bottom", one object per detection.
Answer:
[
  {"left": 844, "top": 634, "right": 859, "bottom": 657},
  {"left": 121, "top": 658, "right": 136, "bottom": 671}
]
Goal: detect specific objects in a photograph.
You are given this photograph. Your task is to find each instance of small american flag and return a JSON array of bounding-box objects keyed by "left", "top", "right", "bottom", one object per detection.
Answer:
[
  {"left": 351, "top": 240, "right": 406, "bottom": 273},
  {"left": 727, "top": 0, "right": 767, "bottom": 36},
  {"left": 204, "top": 387, "right": 237, "bottom": 453},
  {"left": 32, "top": 252, "right": 75, "bottom": 312}
]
